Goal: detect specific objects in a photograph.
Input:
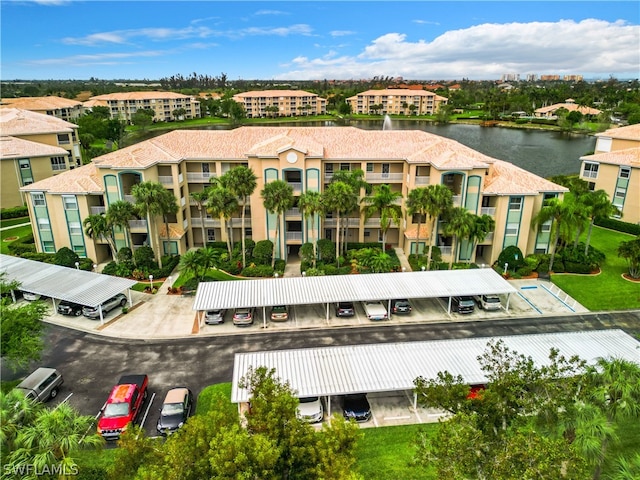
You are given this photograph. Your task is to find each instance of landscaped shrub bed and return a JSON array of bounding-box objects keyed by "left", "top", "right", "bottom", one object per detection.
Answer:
[
  {"left": 7, "top": 233, "right": 36, "bottom": 255},
  {"left": 595, "top": 217, "right": 640, "bottom": 236},
  {"left": 0, "top": 205, "right": 28, "bottom": 219}
]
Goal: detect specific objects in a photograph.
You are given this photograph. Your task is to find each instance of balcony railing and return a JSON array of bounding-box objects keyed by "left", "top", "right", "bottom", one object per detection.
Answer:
[
  {"left": 186, "top": 172, "right": 216, "bottom": 183},
  {"left": 582, "top": 170, "right": 598, "bottom": 179},
  {"left": 90, "top": 206, "right": 106, "bottom": 215},
  {"left": 191, "top": 217, "right": 245, "bottom": 228},
  {"left": 365, "top": 173, "right": 403, "bottom": 183},
  {"left": 288, "top": 182, "right": 303, "bottom": 193},
  {"left": 285, "top": 231, "right": 303, "bottom": 242},
  {"left": 480, "top": 207, "right": 496, "bottom": 216},
  {"left": 480, "top": 232, "right": 494, "bottom": 243},
  {"left": 323, "top": 218, "right": 360, "bottom": 227},
  {"left": 415, "top": 176, "right": 430, "bottom": 185},
  {"left": 438, "top": 245, "right": 452, "bottom": 256},
  {"left": 158, "top": 176, "right": 173, "bottom": 185},
  {"left": 128, "top": 220, "right": 148, "bottom": 232},
  {"left": 364, "top": 217, "right": 400, "bottom": 228},
  {"left": 452, "top": 195, "right": 462, "bottom": 206},
  {"left": 285, "top": 207, "right": 300, "bottom": 216}
]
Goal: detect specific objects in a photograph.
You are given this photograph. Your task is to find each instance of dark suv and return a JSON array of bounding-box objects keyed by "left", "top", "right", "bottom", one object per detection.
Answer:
[
  {"left": 335, "top": 302, "right": 355, "bottom": 317},
  {"left": 391, "top": 299, "right": 412, "bottom": 314},
  {"left": 451, "top": 296, "right": 475, "bottom": 314},
  {"left": 57, "top": 300, "right": 84, "bottom": 316}
]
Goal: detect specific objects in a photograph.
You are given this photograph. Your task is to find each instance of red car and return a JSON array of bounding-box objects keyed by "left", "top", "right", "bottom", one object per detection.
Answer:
[{"left": 98, "top": 374, "right": 148, "bottom": 440}]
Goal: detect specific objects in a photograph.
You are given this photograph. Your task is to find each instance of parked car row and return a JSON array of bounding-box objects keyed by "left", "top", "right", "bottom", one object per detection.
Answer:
[{"left": 296, "top": 394, "right": 372, "bottom": 424}]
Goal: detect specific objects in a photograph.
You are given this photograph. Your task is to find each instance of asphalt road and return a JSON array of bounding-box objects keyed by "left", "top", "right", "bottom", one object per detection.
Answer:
[{"left": 6, "top": 310, "right": 640, "bottom": 439}]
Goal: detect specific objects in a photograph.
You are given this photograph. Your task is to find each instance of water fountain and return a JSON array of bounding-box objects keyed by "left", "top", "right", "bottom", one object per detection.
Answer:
[{"left": 382, "top": 114, "right": 392, "bottom": 131}]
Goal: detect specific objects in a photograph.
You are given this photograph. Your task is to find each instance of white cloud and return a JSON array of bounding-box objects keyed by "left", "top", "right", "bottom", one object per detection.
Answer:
[
  {"left": 330, "top": 30, "right": 355, "bottom": 37},
  {"left": 254, "top": 9, "right": 289, "bottom": 16},
  {"left": 240, "top": 24, "right": 313, "bottom": 37},
  {"left": 276, "top": 18, "right": 640, "bottom": 80}
]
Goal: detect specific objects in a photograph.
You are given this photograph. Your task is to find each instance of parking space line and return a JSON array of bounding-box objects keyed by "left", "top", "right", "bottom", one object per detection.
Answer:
[
  {"left": 517, "top": 291, "right": 543, "bottom": 314},
  {"left": 137, "top": 392, "right": 155, "bottom": 438}
]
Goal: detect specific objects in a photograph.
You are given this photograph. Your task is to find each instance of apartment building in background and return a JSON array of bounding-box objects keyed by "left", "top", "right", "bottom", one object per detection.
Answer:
[
  {"left": 579, "top": 124, "right": 640, "bottom": 224},
  {"left": 0, "top": 96, "right": 84, "bottom": 122},
  {"left": 1, "top": 107, "right": 81, "bottom": 208},
  {"left": 232, "top": 90, "right": 327, "bottom": 118},
  {"left": 347, "top": 89, "right": 448, "bottom": 116},
  {"left": 534, "top": 99, "right": 602, "bottom": 118},
  {"left": 87, "top": 91, "right": 200, "bottom": 123},
  {"left": 22, "top": 127, "right": 566, "bottom": 265}
]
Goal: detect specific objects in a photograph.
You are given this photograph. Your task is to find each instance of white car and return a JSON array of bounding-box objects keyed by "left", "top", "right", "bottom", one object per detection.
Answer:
[
  {"left": 297, "top": 396, "right": 324, "bottom": 423},
  {"left": 22, "top": 291, "right": 42, "bottom": 301}
]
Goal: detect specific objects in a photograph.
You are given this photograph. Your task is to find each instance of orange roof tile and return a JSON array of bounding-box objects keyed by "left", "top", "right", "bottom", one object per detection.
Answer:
[
  {"left": 233, "top": 90, "right": 323, "bottom": 98},
  {"left": 483, "top": 161, "right": 568, "bottom": 195},
  {"left": 0, "top": 107, "right": 77, "bottom": 135},
  {"left": 595, "top": 124, "right": 640, "bottom": 142},
  {"left": 90, "top": 91, "right": 196, "bottom": 101},
  {"left": 20, "top": 163, "right": 103, "bottom": 195},
  {"left": 580, "top": 147, "right": 640, "bottom": 168},
  {"left": 1, "top": 96, "right": 82, "bottom": 110},
  {"left": 0, "top": 136, "right": 69, "bottom": 159},
  {"left": 403, "top": 225, "right": 431, "bottom": 239}
]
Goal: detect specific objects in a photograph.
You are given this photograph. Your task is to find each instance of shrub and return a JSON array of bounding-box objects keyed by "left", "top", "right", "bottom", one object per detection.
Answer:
[
  {"left": 54, "top": 247, "right": 80, "bottom": 268},
  {"left": 317, "top": 239, "right": 335, "bottom": 262},
  {"left": 132, "top": 269, "right": 147, "bottom": 281},
  {"left": 152, "top": 255, "right": 180, "bottom": 278},
  {"left": 497, "top": 246, "right": 525, "bottom": 270},
  {"left": 115, "top": 260, "right": 135, "bottom": 277},
  {"left": 594, "top": 217, "right": 640, "bottom": 236},
  {"left": 299, "top": 243, "right": 314, "bottom": 264},
  {"left": 240, "top": 265, "right": 274, "bottom": 277},
  {"left": 117, "top": 247, "right": 133, "bottom": 263},
  {"left": 535, "top": 254, "right": 551, "bottom": 273},
  {"left": 0, "top": 205, "right": 28, "bottom": 219},
  {"left": 323, "top": 265, "right": 338, "bottom": 275},
  {"left": 8, "top": 234, "right": 36, "bottom": 255},
  {"left": 252, "top": 240, "right": 273, "bottom": 266},
  {"left": 304, "top": 267, "right": 325, "bottom": 276},
  {"left": 274, "top": 259, "right": 286, "bottom": 273},
  {"left": 233, "top": 238, "right": 255, "bottom": 260},
  {"left": 102, "top": 261, "right": 118, "bottom": 276},
  {"left": 20, "top": 252, "right": 56, "bottom": 263},
  {"left": 181, "top": 278, "right": 199, "bottom": 291},
  {"left": 134, "top": 246, "right": 156, "bottom": 269},
  {"left": 78, "top": 258, "right": 95, "bottom": 271},
  {"left": 516, "top": 266, "right": 534, "bottom": 276}
]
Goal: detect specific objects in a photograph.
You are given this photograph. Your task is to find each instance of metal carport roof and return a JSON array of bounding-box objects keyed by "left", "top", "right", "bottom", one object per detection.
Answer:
[
  {"left": 231, "top": 329, "right": 640, "bottom": 403},
  {"left": 0, "top": 254, "right": 137, "bottom": 307},
  {"left": 193, "top": 268, "right": 517, "bottom": 311}
]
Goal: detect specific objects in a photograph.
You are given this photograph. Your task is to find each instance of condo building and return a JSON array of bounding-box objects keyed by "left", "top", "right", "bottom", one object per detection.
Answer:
[
  {"left": 87, "top": 92, "right": 200, "bottom": 123},
  {"left": 1, "top": 107, "right": 81, "bottom": 208},
  {"left": 579, "top": 124, "right": 640, "bottom": 224},
  {"left": 347, "top": 89, "right": 448, "bottom": 116},
  {"left": 232, "top": 90, "right": 327, "bottom": 118},
  {"left": 21, "top": 127, "right": 566, "bottom": 265},
  {"left": 0, "top": 96, "right": 84, "bottom": 122}
]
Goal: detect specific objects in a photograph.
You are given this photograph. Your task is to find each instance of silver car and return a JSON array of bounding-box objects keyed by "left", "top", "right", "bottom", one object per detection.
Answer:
[
  {"left": 204, "top": 309, "right": 226, "bottom": 325},
  {"left": 83, "top": 293, "right": 127, "bottom": 319}
]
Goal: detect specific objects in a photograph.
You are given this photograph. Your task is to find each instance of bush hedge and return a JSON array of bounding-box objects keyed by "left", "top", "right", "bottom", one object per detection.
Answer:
[
  {"left": 594, "top": 217, "right": 640, "bottom": 236},
  {"left": 0, "top": 206, "right": 28, "bottom": 219},
  {"left": 7, "top": 233, "right": 36, "bottom": 255}
]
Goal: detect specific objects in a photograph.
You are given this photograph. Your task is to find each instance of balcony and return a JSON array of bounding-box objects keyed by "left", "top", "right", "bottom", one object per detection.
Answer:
[
  {"left": 187, "top": 172, "right": 217, "bottom": 183},
  {"left": 452, "top": 195, "right": 462, "bottom": 206},
  {"left": 364, "top": 217, "right": 399, "bottom": 228},
  {"left": 128, "top": 220, "right": 148, "bottom": 232},
  {"left": 415, "top": 176, "right": 430, "bottom": 185},
  {"left": 324, "top": 218, "right": 360, "bottom": 228},
  {"left": 438, "top": 245, "right": 452, "bottom": 256},
  {"left": 285, "top": 207, "right": 301, "bottom": 217},
  {"left": 582, "top": 170, "right": 598, "bottom": 179},
  {"left": 480, "top": 207, "right": 496, "bottom": 216},
  {"left": 365, "top": 172, "right": 403, "bottom": 183},
  {"left": 90, "top": 206, "right": 106, "bottom": 215},
  {"left": 191, "top": 217, "right": 244, "bottom": 228},
  {"left": 158, "top": 176, "right": 173, "bottom": 185},
  {"left": 285, "top": 231, "right": 303, "bottom": 242},
  {"left": 480, "top": 232, "right": 494, "bottom": 244},
  {"left": 288, "top": 182, "right": 303, "bottom": 193}
]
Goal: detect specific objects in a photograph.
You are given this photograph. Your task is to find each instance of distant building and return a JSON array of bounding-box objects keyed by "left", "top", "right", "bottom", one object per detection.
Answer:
[
  {"left": 0, "top": 96, "right": 84, "bottom": 122},
  {"left": 540, "top": 75, "right": 561, "bottom": 81},
  {"left": 87, "top": 91, "right": 200, "bottom": 123},
  {"left": 232, "top": 90, "right": 327, "bottom": 118},
  {"left": 500, "top": 74, "right": 520, "bottom": 82},
  {"left": 563, "top": 75, "right": 584, "bottom": 82},
  {"left": 534, "top": 99, "right": 601, "bottom": 118},
  {"left": 0, "top": 108, "right": 81, "bottom": 208},
  {"left": 526, "top": 74, "right": 538, "bottom": 82},
  {"left": 579, "top": 124, "right": 640, "bottom": 224},
  {"left": 347, "top": 89, "right": 448, "bottom": 116},
  {"left": 21, "top": 127, "right": 566, "bottom": 265}
]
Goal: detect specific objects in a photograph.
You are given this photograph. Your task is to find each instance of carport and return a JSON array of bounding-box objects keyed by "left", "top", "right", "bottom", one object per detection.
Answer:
[
  {"left": 0, "top": 254, "right": 137, "bottom": 324},
  {"left": 231, "top": 329, "right": 640, "bottom": 419},
  {"left": 193, "top": 268, "right": 518, "bottom": 326}
]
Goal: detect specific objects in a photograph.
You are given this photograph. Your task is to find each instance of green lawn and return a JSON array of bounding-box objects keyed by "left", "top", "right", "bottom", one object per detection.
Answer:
[
  {"left": 0, "top": 224, "right": 33, "bottom": 255},
  {"left": 0, "top": 216, "right": 30, "bottom": 228},
  {"left": 552, "top": 226, "right": 640, "bottom": 310},
  {"left": 172, "top": 268, "right": 241, "bottom": 288}
]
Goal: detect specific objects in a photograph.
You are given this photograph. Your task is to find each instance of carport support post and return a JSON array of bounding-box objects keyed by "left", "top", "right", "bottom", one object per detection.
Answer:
[
  {"left": 127, "top": 290, "right": 133, "bottom": 307},
  {"left": 387, "top": 299, "right": 392, "bottom": 319},
  {"left": 52, "top": 298, "right": 57, "bottom": 311},
  {"left": 262, "top": 306, "right": 266, "bottom": 329},
  {"left": 506, "top": 293, "right": 511, "bottom": 313},
  {"left": 412, "top": 392, "right": 418, "bottom": 412},
  {"left": 99, "top": 305, "right": 104, "bottom": 325},
  {"left": 325, "top": 303, "right": 330, "bottom": 324},
  {"left": 447, "top": 297, "right": 452, "bottom": 314}
]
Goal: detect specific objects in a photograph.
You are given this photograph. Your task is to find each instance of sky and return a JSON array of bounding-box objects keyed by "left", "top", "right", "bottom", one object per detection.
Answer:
[{"left": 1, "top": 1, "right": 639, "bottom": 81}]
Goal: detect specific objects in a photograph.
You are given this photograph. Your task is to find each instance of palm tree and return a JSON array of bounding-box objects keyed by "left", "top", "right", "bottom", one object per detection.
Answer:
[
  {"left": 561, "top": 192, "right": 589, "bottom": 248},
  {"left": 443, "top": 207, "right": 476, "bottom": 269},
  {"left": 361, "top": 184, "right": 403, "bottom": 249},
  {"left": 83, "top": 214, "right": 117, "bottom": 260},
  {"left": 207, "top": 181, "right": 239, "bottom": 256},
  {"left": 298, "top": 191, "right": 323, "bottom": 267},
  {"left": 617, "top": 236, "right": 640, "bottom": 279},
  {"left": 1, "top": 389, "right": 40, "bottom": 457},
  {"left": 223, "top": 166, "right": 257, "bottom": 269},
  {"left": 323, "top": 181, "right": 358, "bottom": 263},
  {"left": 190, "top": 189, "right": 210, "bottom": 248},
  {"left": 158, "top": 188, "right": 180, "bottom": 254},
  {"left": 532, "top": 197, "right": 569, "bottom": 273},
  {"left": 406, "top": 187, "right": 430, "bottom": 256},
  {"left": 425, "top": 185, "right": 454, "bottom": 270},
  {"left": 199, "top": 246, "right": 220, "bottom": 275},
  {"left": 105, "top": 200, "right": 136, "bottom": 250},
  {"left": 7, "top": 402, "right": 103, "bottom": 476},
  {"left": 131, "top": 181, "right": 167, "bottom": 266},
  {"left": 583, "top": 190, "right": 620, "bottom": 255},
  {"left": 468, "top": 214, "right": 496, "bottom": 264},
  {"left": 261, "top": 180, "right": 294, "bottom": 268},
  {"left": 179, "top": 250, "right": 202, "bottom": 281},
  {"left": 331, "top": 169, "right": 368, "bottom": 254}
]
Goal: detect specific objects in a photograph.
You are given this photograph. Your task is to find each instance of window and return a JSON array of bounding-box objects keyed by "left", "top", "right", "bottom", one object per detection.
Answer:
[
  {"left": 588, "top": 182, "right": 596, "bottom": 191},
  {"left": 540, "top": 221, "right": 552, "bottom": 233},
  {"left": 42, "top": 241, "right": 55, "bottom": 253},
  {"left": 508, "top": 197, "right": 523, "bottom": 211},
  {"left": 50, "top": 156, "right": 66, "bottom": 171},
  {"left": 582, "top": 162, "right": 599, "bottom": 179},
  {"left": 340, "top": 163, "right": 350, "bottom": 171},
  {"left": 32, "top": 193, "right": 45, "bottom": 206},
  {"left": 619, "top": 167, "right": 631, "bottom": 179},
  {"left": 72, "top": 245, "right": 86, "bottom": 255},
  {"left": 62, "top": 196, "right": 77, "bottom": 210},
  {"left": 366, "top": 163, "right": 374, "bottom": 172},
  {"left": 207, "top": 229, "right": 216, "bottom": 242},
  {"left": 38, "top": 218, "right": 51, "bottom": 230},
  {"left": 505, "top": 223, "right": 519, "bottom": 236},
  {"left": 57, "top": 134, "right": 70, "bottom": 145},
  {"left": 69, "top": 222, "right": 82, "bottom": 235},
  {"left": 19, "top": 159, "right": 31, "bottom": 169}
]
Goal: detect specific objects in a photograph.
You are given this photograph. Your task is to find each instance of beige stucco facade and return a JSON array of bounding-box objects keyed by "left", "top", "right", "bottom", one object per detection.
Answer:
[
  {"left": 579, "top": 124, "right": 640, "bottom": 224},
  {"left": 1, "top": 108, "right": 81, "bottom": 208},
  {"left": 232, "top": 90, "right": 327, "bottom": 118},
  {"left": 88, "top": 92, "right": 201, "bottom": 123},
  {"left": 0, "top": 96, "right": 84, "bottom": 122},
  {"left": 347, "top": 89, "right": 448, "bottom": 116},
  {"left": 22, "top": 127, "right": 566, "bottom": 266}
]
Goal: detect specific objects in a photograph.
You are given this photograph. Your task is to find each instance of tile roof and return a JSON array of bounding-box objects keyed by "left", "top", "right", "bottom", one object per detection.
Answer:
[
  {"left": 233, "top": 90, "right": 322, "bottom": 98},
  {"left": 158, "top": 224, "right": 186, "bottom": 239},
  {"left": 596, "top": 124, "right": 640, "bottom": 141},
  {"left": 0, "top": 136, "right": 69, "bottom": 159},
  {"left": 27, "top": 127, "right": 566, "bottom": 197},
  {"left": 1, "top": 96, "right": 82, "bottom": 110},
  {"left": 90, "top": 91, "right": 196, "bottom": 101},
  {"left": 580, "top": 147, "right": 640, "bottom": 168},
  {"left": 534, "top": 103, "right": 601, "bottom": 115},
  {"left": 20, "top": 162, "right": 104, "bottom": 195},
  {"left": 403, "top": 225, "right": 431, "bottom": 240},
  {"left": 0, "top": 107, "right": 77, "bottom": 135},
  {"left": 82, "top": 99, "right": 109, "bottom": 108}
]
